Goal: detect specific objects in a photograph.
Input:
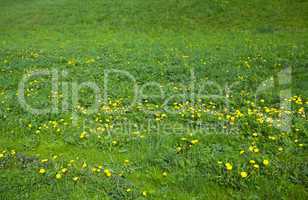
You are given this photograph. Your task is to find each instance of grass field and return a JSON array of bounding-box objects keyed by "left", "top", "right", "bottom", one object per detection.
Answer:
[{"left": 0, "top": 0, "right": 308, "bottom": 199}]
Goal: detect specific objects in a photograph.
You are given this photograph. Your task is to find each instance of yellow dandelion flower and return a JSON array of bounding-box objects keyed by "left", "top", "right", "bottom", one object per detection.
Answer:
[
  {"left": 61, "top": 168, "right": 68, "bottom": 173},
  {"left": 239, "top": 150, "right": 245, "bottom": 155},
  {"left": 142, "top": 191, "right": 147, "bottom": 197},
  {"left": 162, "top": 172, "right": 168, "bottom": 177},
  {"left": 240, "top": 171, "right": 248, "bottom": 178},
  {"left": 263, "top": 159, "right": 269, "bottom": 166},
  {"left": 80, "top": 132, "right": 87, "bottom": 139},
  {"left": 10, "top": 150, "right": 16, "bottom": 156},
  {"left": 191, "top": 139, "right": 199, "bottom": 145},
  {"left": 73, "top": 176, "right": 80, "bottom": 181},
  {"left": 82, "top": 162, "right": 87, "bottom": 168},
  {"left": 123, "top": 159, "right": 130, "bottom": 165},
  {"left": 92, "top": 167, "right": 97, "bottom": 173},
  {"left": 38, "top": 168, "right": 46, "bottom": 174},
  {"left": 249, "top": 160, "right": 255, "bottom": 164},
  {"left": 253, "top": 164, "right": 259, "bottom": 169},
  {"left": 104, "top": 168, "right": 112, "bottom": 177},
  {"left": 55, "top": 173, "right": 62, "bottom": 179},
  {"left": 225, "top": 163, "right": 233, "bottom": 171},
  {"left": 249, "top": 146, "right": 254, "bottom": 152}
]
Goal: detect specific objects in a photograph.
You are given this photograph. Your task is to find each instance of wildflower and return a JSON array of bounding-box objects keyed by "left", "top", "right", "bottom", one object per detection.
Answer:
[
  {"left": 126, "top": 188, "right": 132, "bottom": 192},
  {"left": 10, "top": 150, "right": 16, "bottom": 156},
  {"left": 249, "top": 146, "right": 254, "bottom": 151},
  {"left": 191, "top": 139, "right": 199, "bottom": 145},
  {"left": 39, "top": 168, "right": 46, "bottom": 174},
  {"left": 225, "top": 163, "right": 233, "bottom": 171},
  {"left": 104, "top": 168, "right": 112, "bottom": 177},
  {"left": 41, "top": 159, "right": 48, "bottom": 163},
  {"left": 240, "top": 171, "right": 248, "bottom": 178},
  {"left": 56, "top": 173, "right": 62, "bottom": 179},
  {"left": 249, "top": 160, "right": 255, "bottom": 164},
  {"left": 253, "top": 148, "right": 259, "bottom": 153},
  {"left": 124, "top": 159, "right": 130, "bottom": 165},
  {"left": 142, "top": 191, "right": 147, "bottom": 197},
  {"left": 240, "top": 150, "right": 245, "bottom": 155},
  {"left": 253, "top": 164, "right": 259, "bottom": 169},
  {"left": 252, "top": 133, "right": 258, "bottom": 137},
  {"left": 61, "top": 168, "right": 68, "bottom": 173},
  {"left": 263, "top": 159, "right": 269, "bottom": 166},
  {"left": 278, "top": 147, "right": 283, "bottom": 151},
  {"left": 80, "top": 132, "right": 87, "bottom": 139},
  {"left": 0, "top": 153, "right": 4, "bottom": 158},
  {"left": 82, "top": 162, "right": 87, "bottom": 168},
  {"left": 162, "top": 172, "right": 168, "bottom": 177},
  {"left": 73, "top": 176, "right": 80, "bottom": 181},
  {"left": 92, "top": 167, "right": 97, "bottom": 173},
  {"left": 67, "top": 59, "right": 77, "bottom": 65},
  {"left": 298, "top": 144, "right": 304, "bottom": 147}
]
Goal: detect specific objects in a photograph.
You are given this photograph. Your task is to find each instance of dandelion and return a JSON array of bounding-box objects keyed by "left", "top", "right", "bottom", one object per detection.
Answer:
[
  {"left": 56, "top": 173, "right": 62, "bottom": 179},
  {"left": 240, "top": 150, "right": 245, "bottom": 155},
  {"left": 298, "top": 144, "right": 304, "bottom": 147},
  {"left": 10, "top": 150, "right": 16, "bottom": 156},
  {"left": 92, "top": 167, "right": 97, "bottom": 173},
  {"left": 123, "top": 159, "right": 130, "bottom": 165},
  {"left": 263, "top": 159, "right": 269, "bottom": 166},
  {"left": 67, "top": 59, "right": 77, "bottom": 65},
  {"left": 191, "top": 139, "right": 199, "bottom": 145},
  {"left": 104, "top": 168, "right": 112, "bottom": 177},
  {"left": 82, "top": 162, "right": 87, "bottom": 168},
  {"left": 240, "top": 171, "right": 248, "bottom": 178},
  {"left": 80, "top": 132, "right": 87, "bottom": 139},
  {"left": 142, "top": 191, "right": 147, "bottom": 197},
  {"left": 0, "top": 153, "right": 4, "bottom": 158},
  {"left": 73, "top": 176, "right": 80, "bottom": 181},
  {"left": 61, "top": 168, "right": 68, "bottom": 173},
  {"left": 126, "top": 188, "right": 132, "bottom": 192},
  {"left": 249, "top": 160, "right": 255, "bottom": 164},
  {"left": 162, "top": 172, "right": 168, "bottom": 177},
  {"left": 38, "top": 168, "right": 46, "bottom": 174},
  {"left": 253, "top": 164, "right": 259, "bottom": 169},
  {"left": 41, "top": 159, "right": 48, "bottom": 163},
  {"left": 249, "top": 146, "right": 254, "bottom": 152},
  {"left": 225, "top": 163, "right": 233, "bottom": 171}
]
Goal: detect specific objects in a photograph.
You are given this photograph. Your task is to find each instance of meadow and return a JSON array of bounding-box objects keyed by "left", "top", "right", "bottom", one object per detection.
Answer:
[{"left": 0, "top": 0, "right": 308, "bottom": 199}]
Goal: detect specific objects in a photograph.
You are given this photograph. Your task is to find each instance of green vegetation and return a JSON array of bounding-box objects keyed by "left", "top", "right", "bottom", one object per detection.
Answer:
[{"left": 0, "top": 0, "right": 307, "bottom": 199}]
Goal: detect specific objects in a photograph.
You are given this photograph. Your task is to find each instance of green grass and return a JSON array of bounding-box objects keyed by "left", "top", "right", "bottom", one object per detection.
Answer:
[{"left": 0, "top": 0, "right": 308, "bottom": 199}]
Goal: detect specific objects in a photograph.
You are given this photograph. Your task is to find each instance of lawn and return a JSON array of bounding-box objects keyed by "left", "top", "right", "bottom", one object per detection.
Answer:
[{"left": 0, "top": 0, "right": 308, "bottom": 199}]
